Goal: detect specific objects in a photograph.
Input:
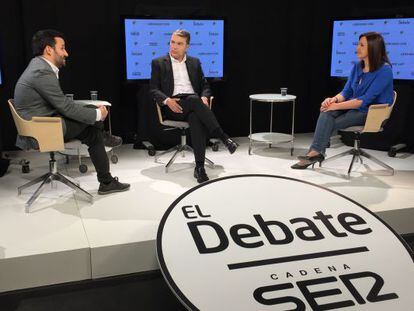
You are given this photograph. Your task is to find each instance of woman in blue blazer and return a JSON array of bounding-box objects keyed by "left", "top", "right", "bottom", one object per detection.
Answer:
[{"left": 291, "top": 32, "right": 394, "bottom": 169}]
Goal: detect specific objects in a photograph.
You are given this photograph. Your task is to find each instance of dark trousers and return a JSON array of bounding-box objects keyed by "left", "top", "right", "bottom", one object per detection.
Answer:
[
  {"left": 162, "top": 95, "right": 220, "bottom": 164},
  {"left": 63, "top": 118, "right": 111, "bottom": 183}
]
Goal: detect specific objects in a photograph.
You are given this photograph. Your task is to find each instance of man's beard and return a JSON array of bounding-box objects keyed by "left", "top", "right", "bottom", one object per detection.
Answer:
[{"left": 56, "top": 58, "right": 66, "bottom": 68}]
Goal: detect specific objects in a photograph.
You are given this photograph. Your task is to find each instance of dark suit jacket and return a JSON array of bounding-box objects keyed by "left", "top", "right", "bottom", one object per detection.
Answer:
[{"left": 149, "top": 54, "right": 212, "bottom": 106}]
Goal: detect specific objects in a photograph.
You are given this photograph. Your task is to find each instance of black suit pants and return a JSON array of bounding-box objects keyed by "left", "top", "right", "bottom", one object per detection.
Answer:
[
  {"left": 63, "top": 118, "right": 111, "bottom": 183},
  {"left": 162, "top": 95, "right": 220, "bottom": 163}
]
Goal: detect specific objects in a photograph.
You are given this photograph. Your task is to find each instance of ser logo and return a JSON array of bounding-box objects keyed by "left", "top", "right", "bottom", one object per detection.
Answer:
[
  {"left": 253, "top": 271, "right": 398, "bottom": 309},
  {"left": 157, "top": 175, "right": 414, "bottom": 310}
]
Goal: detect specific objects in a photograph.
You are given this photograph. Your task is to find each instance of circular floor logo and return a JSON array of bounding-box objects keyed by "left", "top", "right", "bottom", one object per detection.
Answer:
[{"left": 157, "top": 175, "right": 414, "bottom": 310}]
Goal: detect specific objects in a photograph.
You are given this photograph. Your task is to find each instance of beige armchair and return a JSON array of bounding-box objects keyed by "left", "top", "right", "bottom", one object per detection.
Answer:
[
  {"left": 154, "top": 97, "right": 217, "bottom": 173},
  {"left": 323, "top": 91, "right": 397, "bottom": 175},
  {"left": 8, "top": 99, "right": 93, "bottom": 212}
]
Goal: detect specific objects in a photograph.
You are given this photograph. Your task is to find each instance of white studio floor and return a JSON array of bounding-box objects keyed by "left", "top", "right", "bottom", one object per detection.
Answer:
[{"left": 0, "top": 133, "right": 413, "bottom": 293}]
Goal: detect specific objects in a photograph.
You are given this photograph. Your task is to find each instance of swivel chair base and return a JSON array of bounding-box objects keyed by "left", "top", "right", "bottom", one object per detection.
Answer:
[
  {"left": 324, "top": 135, "right": 394, "bottom": 176},
  {"left": 18, "top": 152, "right": 93, "bottom": 213},
  {"left": 155, "top": 129, "right": 215, "bottom": 173}
]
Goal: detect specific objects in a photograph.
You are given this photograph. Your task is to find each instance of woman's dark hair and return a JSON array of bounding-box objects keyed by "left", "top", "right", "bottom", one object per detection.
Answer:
[
  {"left": 359, "top": 32, "right": 390, "bottom": 72},
  {"left": 32, "top": 29, "right": 66, "bottom": 56}
]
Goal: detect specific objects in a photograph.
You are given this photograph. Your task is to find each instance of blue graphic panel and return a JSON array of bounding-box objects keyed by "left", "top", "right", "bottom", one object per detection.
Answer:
[
  {"left": 330, "top": 18, "right": 414, "bottom": 80},
  {"left": 124, "top": 19, "right": 224, "bottom": 80}
]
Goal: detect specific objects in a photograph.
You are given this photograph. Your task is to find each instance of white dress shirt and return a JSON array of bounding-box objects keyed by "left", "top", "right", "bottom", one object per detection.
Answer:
[
  {"left": 163, "top": 54, "right": 197, "bottom": 106},
  {"left": 171, "top": 54, "right": 195, "bottom": 96},
  {"left": 41, "top": 57, "right": 101, "bottom": 121},
  {"left": 41, "top": 57, "right": 59, "bottom": 79}
]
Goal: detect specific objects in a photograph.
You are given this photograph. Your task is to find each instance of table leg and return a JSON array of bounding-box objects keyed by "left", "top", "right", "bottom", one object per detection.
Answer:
[
  {"left": 108, "top": 107, "right": 116, "bottom": 159},
  {"left": 249, "top": 99, "right": 252, "bottom": 155},
  {"left": 269, "top": 101, "right": 274, "bottom": 148},
  {"left": 291, "top": 99, "right": 296, "bottom": 156}
]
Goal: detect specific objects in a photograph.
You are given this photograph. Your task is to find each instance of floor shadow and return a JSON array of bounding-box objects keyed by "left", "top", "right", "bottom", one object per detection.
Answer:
[
  {"left": 140, "top": 162, "right": 225, "bottom": 188},
  {"left": 313, "top": 168, "right": 397, "bottom": 206},
  {"left": 251, "top": 145, "right": 308, "bottom": 160},
  {"left": 29, "top": 197, "right": 81, "bottom": 216}
]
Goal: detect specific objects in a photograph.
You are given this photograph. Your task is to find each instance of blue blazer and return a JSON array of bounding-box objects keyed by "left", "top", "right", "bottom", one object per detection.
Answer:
[{"left": 340, "top": 62, "right": 394, "bottom": 112}]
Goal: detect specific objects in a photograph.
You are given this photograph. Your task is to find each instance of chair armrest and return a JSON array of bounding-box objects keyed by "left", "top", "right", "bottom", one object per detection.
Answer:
[
  {"left": 156, "top": 104, "right": 164, "bottom": 123},
  {"left": 32, "top": 116, "right": 62, "bottom": 123},
  {"left": 362, "top": 104, "right": 392, "bottom": 133},
  {"left": 367, "top": 104, "right": 389, "bottom": 110},
  {"left": 209, "top": 96, "right": 214, "bottom": 109}
]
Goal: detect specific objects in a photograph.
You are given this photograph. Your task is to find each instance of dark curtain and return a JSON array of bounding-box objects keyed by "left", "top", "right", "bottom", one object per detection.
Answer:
[{"left": 1, "top": 0, "right": 413, "bottom": 152}]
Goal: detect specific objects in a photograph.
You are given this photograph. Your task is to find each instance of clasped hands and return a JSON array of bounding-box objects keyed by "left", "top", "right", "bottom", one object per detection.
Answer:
[{"left": 320, "top": 97, "right": 338, "bottom": 112}]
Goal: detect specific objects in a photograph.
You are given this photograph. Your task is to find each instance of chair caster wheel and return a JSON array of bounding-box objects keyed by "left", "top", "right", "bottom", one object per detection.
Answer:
[
  {"left": 212, "top": 142, "right": 219, "bottom": 152},
  {"left": 388, "top": 148, "right": 397, "bottom": 157},
  {"left": 22, "top": 163, "right": 30, "bottom": 174},
  {"left": 111, "top": 154, "right": 118, "bottom": 164},
  {"left": 79, "top": 164, "right": 88, "bottom": 173},
  {"left": 20, "top": 160, "right": 30, "bottom": 174},
  {"left": 148, "top": 148, "right": 156, "bottom": 156}
]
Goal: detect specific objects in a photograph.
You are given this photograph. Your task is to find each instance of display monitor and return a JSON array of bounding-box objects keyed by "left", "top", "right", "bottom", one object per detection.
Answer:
[
  {"left": 330, "top": 17, "right": 414, "bottom": 80},
  {"left": 123, "top": 18, "right": 225, "bottom": 80}
]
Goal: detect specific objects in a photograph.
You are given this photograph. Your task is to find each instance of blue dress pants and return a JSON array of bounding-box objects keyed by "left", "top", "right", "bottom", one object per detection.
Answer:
[{"left": 310, "top": 109, "right": 367, "bottom": 154}]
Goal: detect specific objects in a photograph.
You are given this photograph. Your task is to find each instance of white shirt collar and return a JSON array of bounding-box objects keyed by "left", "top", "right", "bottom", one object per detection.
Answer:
[
  {"left": 169, "top": 53, "right": 187, "bottom": 64},
  {"left": 41, "top": 56, "right": 59, "bottom": 79}
]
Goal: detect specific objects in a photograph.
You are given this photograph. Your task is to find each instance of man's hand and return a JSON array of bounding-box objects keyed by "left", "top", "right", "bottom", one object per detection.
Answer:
[
  {"left": 201, "top": 96, "right": 209, "bottom": 107},
  {"left": 98, "top": 105, "right": 108, "bottom": 121},
  {"left": 166, "top": 98, "right": 183, "bottom": 113}
]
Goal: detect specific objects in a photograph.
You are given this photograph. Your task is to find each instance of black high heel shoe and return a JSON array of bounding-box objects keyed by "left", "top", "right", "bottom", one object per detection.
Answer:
[
  {"left": 291, "top": 154, "right": 325, "bottom": 169},
  {"left": 297, "top": 154, "right": 309, "bottom": 160}
]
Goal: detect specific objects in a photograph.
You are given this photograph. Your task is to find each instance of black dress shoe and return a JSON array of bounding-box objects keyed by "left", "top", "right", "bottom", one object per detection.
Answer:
[
  {"left": 194, "top": 166, "right": 209, "bottom": 183},
  {"left": 103, "top": 131, "right": 122, "bottom": 147},
  {"left": 223, "top": 138, "right": 239, "bottom": 154},
  {"left": 98, "top": 177, "right": 130, "bottom": 195}
]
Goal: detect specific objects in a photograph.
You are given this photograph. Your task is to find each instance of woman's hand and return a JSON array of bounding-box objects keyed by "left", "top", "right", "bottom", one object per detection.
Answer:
[
  {"left": 320, "top": 97, "right": 337, "bottom": 112},
  {"left": 321, "top": 103, "right": 338, "bottom": 112}
]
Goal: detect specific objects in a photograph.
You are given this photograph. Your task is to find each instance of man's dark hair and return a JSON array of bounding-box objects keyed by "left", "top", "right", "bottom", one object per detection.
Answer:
[
  {"left": 172, "top": 29, "right": 191, "bottom": 44},
  {"left": 31, "top": 29, "right": 66, "bottom": 56}
]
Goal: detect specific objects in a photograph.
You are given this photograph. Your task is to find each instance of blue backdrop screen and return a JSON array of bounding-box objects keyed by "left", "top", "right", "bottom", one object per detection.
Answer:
[
  {"left": 124, "top": 18, "right": 224, "bottom": 80},
  {"left": 330, "top": 18, "right": 414, "bottom": 80}
]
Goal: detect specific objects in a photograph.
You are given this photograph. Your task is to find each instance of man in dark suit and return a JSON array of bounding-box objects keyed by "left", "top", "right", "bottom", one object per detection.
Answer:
[
  {"left": 14, "top": 29, "right": 130, "bottom": 194},
  {"left": 150, "top": 29, "right": 238, "bottom": 183}
]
